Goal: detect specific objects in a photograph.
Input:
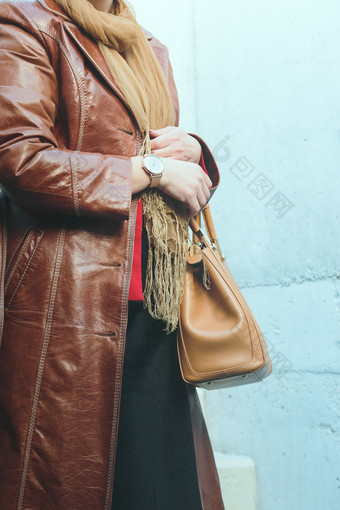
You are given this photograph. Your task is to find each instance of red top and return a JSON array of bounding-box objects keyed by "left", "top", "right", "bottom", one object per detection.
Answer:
[{"left": 128, "top": 152, "right": 208, "bottom": 301}]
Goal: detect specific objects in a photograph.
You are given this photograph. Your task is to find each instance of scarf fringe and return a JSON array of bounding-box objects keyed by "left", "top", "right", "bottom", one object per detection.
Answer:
[{"left": 142, "top": 190, "right": 188, "bottom": 333}]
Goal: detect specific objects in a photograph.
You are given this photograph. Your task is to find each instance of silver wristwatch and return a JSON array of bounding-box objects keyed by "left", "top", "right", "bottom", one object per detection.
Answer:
[{"left": 142, "top": 154, "right": 164, "bottom": 188}]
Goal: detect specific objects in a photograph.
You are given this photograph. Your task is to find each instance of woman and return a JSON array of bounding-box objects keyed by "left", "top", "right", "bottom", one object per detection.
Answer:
[{"left": 0, "top": 0, "right": 224, "bottom": 508}]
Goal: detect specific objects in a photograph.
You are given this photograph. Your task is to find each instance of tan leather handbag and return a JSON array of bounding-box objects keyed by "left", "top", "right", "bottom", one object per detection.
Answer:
[{"left": 177, "top": 204, "right": 272, "bottom": 390}]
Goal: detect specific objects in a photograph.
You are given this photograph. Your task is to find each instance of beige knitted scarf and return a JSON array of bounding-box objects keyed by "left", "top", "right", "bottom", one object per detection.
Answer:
[{"left": 55, "top": 0, "right": 188, "bottom": 332}]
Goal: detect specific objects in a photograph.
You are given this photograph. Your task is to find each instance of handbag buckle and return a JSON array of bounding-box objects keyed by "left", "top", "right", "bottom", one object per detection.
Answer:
[{"left": 211, "top": 238, "right": 226, "bottom": 261}]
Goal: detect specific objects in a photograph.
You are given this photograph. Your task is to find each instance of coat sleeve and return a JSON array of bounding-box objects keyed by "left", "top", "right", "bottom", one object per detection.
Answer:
[
  {"left": 0, "top": 17, "right": 132, "bottom": 220},
  {"left": 189, "top": 133, "right": 220, "bottom": 198}
]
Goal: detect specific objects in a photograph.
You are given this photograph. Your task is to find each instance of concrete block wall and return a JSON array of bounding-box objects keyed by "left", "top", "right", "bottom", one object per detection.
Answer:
[{"left": 133, "top": 1, "right": 340, "bottom": 508}]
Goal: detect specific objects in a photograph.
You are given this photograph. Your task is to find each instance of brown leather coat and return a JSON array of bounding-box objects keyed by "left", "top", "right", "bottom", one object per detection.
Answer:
[{"left": 0, "top": 1, "right": 224, "bottom": 508}]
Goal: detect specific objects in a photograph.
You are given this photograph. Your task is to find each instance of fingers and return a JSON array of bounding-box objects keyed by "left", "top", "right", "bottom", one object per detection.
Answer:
[
  {"left": 195, "top": 169, "right": 211, "bottom": 203},
  {"left": 180, "top": 193, "right": 201, "bottom": 219},
  {"left": 185, "top": 194, "right": 206, "bottom": 218},
  {"left": 149, "top": 126, "right": 175, "bottom": 137},
  {"left": 150, "top": 127, "right": 202, "bottom": 165},
  {"left": 203, "top": 171, "right": 212, "bottom": 191},
  {"left": 202, "top": 182, "right": 211, "bottom": 202},
  {"left": 197, "top": 189, "right": 208, "bottom": 208},
  {"left": 184, "top": 169, "right": 211, "bottom": 217},
  {"left": 150, "top": 147, "right": 175, "bottom": 159},
  {"left": 150, "top": 132, "right": 173, "bottom": 151},
  {"left": 186, "top": 202, "right": 201, "bottom": 218},
  {"left": 157, "top": 159, "right": 213, "bottom": 218}
]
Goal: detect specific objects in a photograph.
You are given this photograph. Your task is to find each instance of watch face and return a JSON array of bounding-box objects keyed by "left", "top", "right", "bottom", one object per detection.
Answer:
[{"left": 144, "top": 155, "right": 164, "bottom": 175}]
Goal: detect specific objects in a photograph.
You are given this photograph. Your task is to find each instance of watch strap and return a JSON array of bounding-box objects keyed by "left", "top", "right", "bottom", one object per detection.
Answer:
[
  {"left": 142, "top": 155, "right": 164, "bottom": 188},
  {"left": 148, "top": 173, "right": 162, "bottom": 188}
]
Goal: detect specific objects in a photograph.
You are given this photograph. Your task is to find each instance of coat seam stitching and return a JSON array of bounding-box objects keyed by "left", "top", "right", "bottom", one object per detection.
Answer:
[
  {"left": 70, "top": 152, "right": 81, "bottom": 216},
  {"left": 5, "top": 231, "right": 29, "bottom": 279},
  {"left": 0, "top": 194, "right": 7, "bottom": 344},
  {"left": 5, "top": 233, "right": 43, "bottom": 310},
  {"left": 5, "top": 230, "right": 40, "bottom": 293},
  {"left": 63, "top": 24, "right": 140, "bottom": 132},
  {"left": 17, "top": 226, "right": 66, "bottom": 510},
  {"left": 104, "top": 198, "right": 138, "bottom": 510},
  {"left": 36, "top": 25, "right": 88, "bottom": 214},
  {"left": 104, "top": 131, "right": 142, "bottom": 510}
]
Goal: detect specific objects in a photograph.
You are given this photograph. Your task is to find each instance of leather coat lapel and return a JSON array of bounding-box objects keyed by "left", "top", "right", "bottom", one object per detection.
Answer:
[
  {"left": 64, "top": 23, "right": 168, "bottom": 129},
  {"left": 37, "top": 0, "right": 137, "bottom": 122},
  {"left": 64, "top": 23, "right": 127, "bottom": 101},
  {"left": 37, "top": 0, "right": 168, "bottom": 126}
]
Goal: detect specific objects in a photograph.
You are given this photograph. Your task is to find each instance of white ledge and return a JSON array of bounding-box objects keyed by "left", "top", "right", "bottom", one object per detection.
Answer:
[{"left": 214, "top": 452, "right": 257, "bottom": 510}]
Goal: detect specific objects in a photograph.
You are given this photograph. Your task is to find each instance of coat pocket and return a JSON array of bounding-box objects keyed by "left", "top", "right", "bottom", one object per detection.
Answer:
[{"left": 4, "top": 227, "right": 44, "bottom": 310}]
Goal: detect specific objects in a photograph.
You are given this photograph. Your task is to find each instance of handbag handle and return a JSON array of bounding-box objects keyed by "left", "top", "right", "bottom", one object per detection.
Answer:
[
  {"left": 192, "top": 212, "right": 201, "bottom": 245},
  {"left": 189, "top": 204, "right": 225, "bottom": 261}
]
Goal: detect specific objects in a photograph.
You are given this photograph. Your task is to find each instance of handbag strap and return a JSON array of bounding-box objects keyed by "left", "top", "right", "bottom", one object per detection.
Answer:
[
  {"left": 189, "top": 204, "right": 225, "bottom": 260},
  {"left": 192, "top": 213, "right": 201, "bottom": 245}
]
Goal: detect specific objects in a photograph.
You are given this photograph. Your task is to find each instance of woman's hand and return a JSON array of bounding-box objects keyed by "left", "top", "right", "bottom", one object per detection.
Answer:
[
  {"left": 159, "top": 157, "right": 212, "bottom": 217},
  {"left": 150, "top": 127, "right": 202, "bottom": 164},
  {"left": 131, "top": 156, "right": 212, "bottom": 218}
]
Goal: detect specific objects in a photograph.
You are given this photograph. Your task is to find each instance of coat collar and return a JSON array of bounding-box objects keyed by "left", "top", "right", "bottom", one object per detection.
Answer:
[
  {"left": 36, "top": 0, "right": 159, "bottom": 127},
  {"left": 37, "top": 0, "right": 72, "bottom": 22},
  {"left": 37, "top": 0, "right": 153, "bottom": 40}
]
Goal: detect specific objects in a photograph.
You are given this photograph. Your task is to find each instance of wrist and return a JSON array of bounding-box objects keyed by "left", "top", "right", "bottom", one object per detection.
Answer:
[
  {"left": 131, "top": 156, "right": 149, "bottom": 194},
  {"left": 141, "top": 154, "right": 164, "bottom": 188}
]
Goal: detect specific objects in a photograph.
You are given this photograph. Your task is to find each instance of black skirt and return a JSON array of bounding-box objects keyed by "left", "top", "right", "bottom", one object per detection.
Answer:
[{"left": 111, "top": 228, "right": 203, "bottom": 510}]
